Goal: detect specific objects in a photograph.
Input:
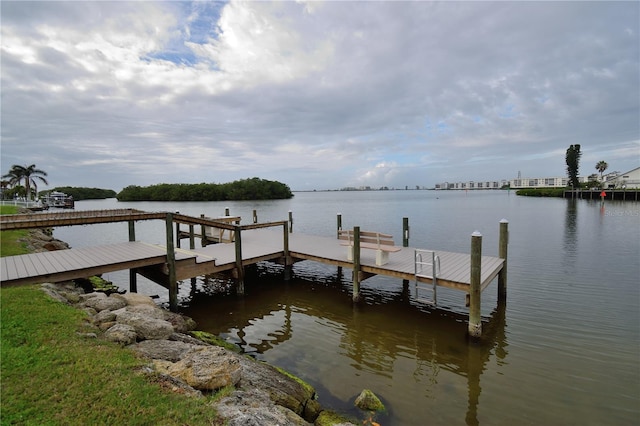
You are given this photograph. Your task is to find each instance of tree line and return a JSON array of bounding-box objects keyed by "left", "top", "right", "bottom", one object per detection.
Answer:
[
  {"left": 116, "top": 178, "right": 293, "bottom": 201},
  {"left": 42, "top": 187, "right": 117, "bottom": 200}
]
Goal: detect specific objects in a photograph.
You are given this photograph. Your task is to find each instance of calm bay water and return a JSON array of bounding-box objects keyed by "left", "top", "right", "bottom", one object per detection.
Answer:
[{"left": 54, "top": 191, "right": 640, "bottom": 425}]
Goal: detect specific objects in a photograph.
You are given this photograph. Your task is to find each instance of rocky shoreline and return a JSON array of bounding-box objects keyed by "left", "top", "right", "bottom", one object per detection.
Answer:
[{"left": 20, "top": 226, "right": 384, "bottom": 425}]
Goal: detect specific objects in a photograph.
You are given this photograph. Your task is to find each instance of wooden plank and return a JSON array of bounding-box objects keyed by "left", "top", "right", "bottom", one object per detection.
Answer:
[
  {"left": 19, "top": 255, "right": 40, "bottom": 279},
  {"left": 13, "top": 256, "right": 29, "bottom": 279},
  {"left": 23, "top": 253, "right": 50, "bottom": 276},
  {"left": 1, "top": 257, "right": 18, "bottom": 280},
  {"left": 35, "top": 251, "right": 63, "bottom": 275}
]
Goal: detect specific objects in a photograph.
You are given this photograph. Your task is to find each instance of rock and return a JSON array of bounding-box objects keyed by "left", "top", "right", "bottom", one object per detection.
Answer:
[
  {"left": 354, "top": 389, "right": 385, "bottom": 412},
  {"left": 140, "top": 366, "right": 203, "bottom": 398},
  {"left": 115, "top": 311, "right": 174, "bottom": 340},
  {"left": 92, "top": 309, "right": 117, "bottom": 326},
  {"left": 91, "top": 295, "right": 128, "bottom": 312},
  {"left": 40, "top": 286, "right": 70, "bottom": 304},
  {"left": 60, "top": 291, "right": 81, "bottom": 304},
  {"left": 169, "top": 332, "right": 209, "bottom": 346},
  {"left": 79, "top": 292, "right": 105, "bottom": 303},
  {"left": 163, "top": 311, "right": 197, "bottom": 333},
  {"left": 119, "top": 292, "right": 156, "bottom": 307},
  {"left": 81, "top": 307, "right": 98, "bottom": 317},
  {"left": 98, "top": 321, "right": 117, "bottom": 332},
  {"left": 215, "top": 388, "right": 311, "bottom": 426},
  {"left": 154, "top": 346, "right": 242, "bottom": 391},
  {"left": 123, "top": 304, "right": 166, "bottom": 320},
  {"left": 76, "top": 332, "right": 98, "bottom": 339},
  {"left": 236, "top": 357, "right": 320, "bottom": 421},
  {"left": 129, "top": 339, "right": 195, "bottom": 362},
  {"left": 314, "top": 410, "right": 357, "bottom": 426},
  {"left": 103, "top": 323, "right": 138, "bottom": 346}
]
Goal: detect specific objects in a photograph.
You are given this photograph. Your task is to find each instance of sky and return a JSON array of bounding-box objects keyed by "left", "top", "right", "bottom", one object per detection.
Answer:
[{"left": 1, "top": 1, "right": 639, "bottom": 192}]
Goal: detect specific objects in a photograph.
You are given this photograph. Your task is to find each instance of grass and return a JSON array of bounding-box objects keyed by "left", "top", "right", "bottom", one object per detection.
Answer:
[
  {"left": 0, "top": 286, "right": 225, "bottom": 425},
  {"left": 1, "top": 206, "right": 225, "bottom": 425},
  {"left": 0, "top": 205, "right": 31, "bottom": 256}
]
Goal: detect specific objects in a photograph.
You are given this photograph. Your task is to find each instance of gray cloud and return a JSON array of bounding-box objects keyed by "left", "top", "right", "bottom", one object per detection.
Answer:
[{"left": 1, "top": 1, "right": 638, "bottom": 191}]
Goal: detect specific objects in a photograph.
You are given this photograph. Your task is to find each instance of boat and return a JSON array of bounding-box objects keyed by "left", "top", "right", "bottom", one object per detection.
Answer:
[{"left": 41, "top": 191, "right": 75, "bottom": 209}]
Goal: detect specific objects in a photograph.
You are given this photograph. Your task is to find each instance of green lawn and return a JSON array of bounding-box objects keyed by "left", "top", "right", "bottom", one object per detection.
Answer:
[{"left": 1, "top": 206, "right": 225, "bottom": 425}]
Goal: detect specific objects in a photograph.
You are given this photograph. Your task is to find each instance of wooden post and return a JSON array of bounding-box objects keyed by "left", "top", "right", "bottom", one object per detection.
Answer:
[
  {"left": 498, "top": 219, "right": 509, "bottom": 302},
  {"left": 468, "top": 231, "right": 482, "bottom": 338},
  {"left": 200, "top": 214, "right": 207, "bottom": 247},
  {"left": 283, "top": 222, "right": 291, "bottom": 281},
  {"left": 175, "top": 221, "right": 181, "bottom": 248},
  {"left": 165, "top": 213, "right": 178, "bottom": 312},
  {"left": 253, "top": 209, "right": 258, "bottom": 224},
  {"left": 402, "top": 217, "right": 409, "bottom": 287},
  {"left": 234, "top": 225, "right": 244, "bottom": 295},
  {"left": 403, "top": 217, "right": 409, "bottom": 247},
  {"left": 288, "top": 210, "right": 293, "bottom": 233},
  {"left": 128, "top": 220, "right": 137, "bottom": 293},
  {"left": 225, "top": 207, "right": 230, "bottom": 216},
  {"left": 189, "top": 224, "right": 195, "bottom": 249},
  {"left": 337, "top": 214, "right": 343, "bottom": 276},
  {"left": 352, "top": 226, "right": 362, "bottom": 303}
]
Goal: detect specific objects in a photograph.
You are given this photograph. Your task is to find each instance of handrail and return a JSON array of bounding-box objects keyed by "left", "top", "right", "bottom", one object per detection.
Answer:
[{"left": 0, "top": 209, "right": 165, "bottom": 230}]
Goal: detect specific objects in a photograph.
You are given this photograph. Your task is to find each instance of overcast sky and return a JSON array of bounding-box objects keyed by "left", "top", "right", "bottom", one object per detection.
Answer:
[{"left": 1, "top": 1, "right": 638, "bottom": 192}]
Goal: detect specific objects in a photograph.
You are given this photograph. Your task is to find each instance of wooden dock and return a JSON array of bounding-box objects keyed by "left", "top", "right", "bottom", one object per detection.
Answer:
[{"left": 0, "top": 209, "right": 508, "bottom": 338}]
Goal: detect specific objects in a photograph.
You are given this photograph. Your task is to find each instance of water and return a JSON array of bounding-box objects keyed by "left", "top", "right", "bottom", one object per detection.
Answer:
[{"left": 53, "top": 191, "right": 640, "bottom": 425}]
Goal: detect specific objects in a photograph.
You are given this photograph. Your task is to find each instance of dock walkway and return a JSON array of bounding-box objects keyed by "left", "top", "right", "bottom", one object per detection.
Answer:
[
  {"left": 0, "top": 209, "right": 508, "bottom": 337},
  {"left": 0, "top": 229, "right": 503, "bottom": 292}
]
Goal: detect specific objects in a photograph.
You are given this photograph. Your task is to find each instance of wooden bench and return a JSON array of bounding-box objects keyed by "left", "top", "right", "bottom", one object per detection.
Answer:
[
  {"left": 203, "top": 216, "right": 240, "bottom": 243},
  {"left": 338, "top": 229, "right": 402, "bottom": 266}
]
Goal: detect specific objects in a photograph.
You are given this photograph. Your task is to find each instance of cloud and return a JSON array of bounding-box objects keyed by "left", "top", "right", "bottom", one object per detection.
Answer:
[{"left": 1, "top": 1, "right": 638, "bottom": 191}]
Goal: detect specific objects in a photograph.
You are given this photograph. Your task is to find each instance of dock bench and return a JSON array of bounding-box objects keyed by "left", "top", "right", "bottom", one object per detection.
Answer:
[
  {"left": 338, "top": 229, "right": 402, "bottom": 266},
  {"left": 203, "top": 216, "right": 240, "bottom": 243}
]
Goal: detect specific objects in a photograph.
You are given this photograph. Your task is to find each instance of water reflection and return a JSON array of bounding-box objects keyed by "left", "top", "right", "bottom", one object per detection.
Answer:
[
  {"left": 563, "top": 199, "right": 578, "bottom": 265},
  {"left": 180, "top": 263, "right": 507, "bottom": 425}
]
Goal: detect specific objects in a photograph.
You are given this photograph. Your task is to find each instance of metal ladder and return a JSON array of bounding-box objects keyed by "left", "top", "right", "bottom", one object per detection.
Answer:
[{"left": 414, "top": 249, "right": 440, "bottom": 305}]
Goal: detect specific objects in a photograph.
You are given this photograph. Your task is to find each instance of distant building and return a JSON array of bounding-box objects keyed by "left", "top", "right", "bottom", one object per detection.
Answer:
[
  {"left": 602, "top": 167, "right": 640, "bottom": 189},
  {"left": 509, "top": 176, "right": 606, "bottom": 188},
  {"left": 435, "top": 180, "right": 508, "bottom": 190},
  {"left": 435, "top": 168, "right": 640, "bottom": 190}
]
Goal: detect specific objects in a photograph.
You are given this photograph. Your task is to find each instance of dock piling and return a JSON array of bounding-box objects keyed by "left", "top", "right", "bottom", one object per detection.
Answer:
[
  {"left": 498, "top": 219, "right": 509, "bottom": 302},
  {"left": 189, "top": 224, "right": 195, "bottom": 249},
  {"left": 200, "top": 214, "right": 207, "bottom": 247},
  {"left": 403, "top": 217, "right": 409, "bottom": 247},
  {"left": 234, "top": 225, "right": 244, "bottom": 295},
  {"left": 128, "top": 220, "right": 137, "bottom": 293},
  {"left": 402, "top": 217, "right": 409, "bottom": 287},
  {"left": 253, "top": 209, "right": 258, "bottom": 224},
  {"left": 283, "top": 222, "right": 292, "bottom": 280},
  {"left": 352, "top": 226, "right": 362, "bottom": 303},
  {"left": 288, "top": 210, "right": 293, "bottom": 233},
  {"left": 337, "top": 213, "right": 342, "bottom": 238},
  {"left": 165, "top": 213, "right": 178, "bottom": 312},
  {"left": 468, "top": 231, "right": 482, "bottom": 338}
]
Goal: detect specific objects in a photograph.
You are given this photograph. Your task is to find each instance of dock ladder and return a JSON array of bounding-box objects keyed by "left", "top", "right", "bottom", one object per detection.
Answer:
[{"left": 414, "top": 249, "right": 440, "bottom": 305}]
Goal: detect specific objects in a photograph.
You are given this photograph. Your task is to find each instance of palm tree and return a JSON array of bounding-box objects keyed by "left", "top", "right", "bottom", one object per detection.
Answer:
[
  {"left": 2, "top": 164, "right": 48, "bottom": 201},
  {"left": 595, "top": 161, "right": 608, "bottom": 184}
]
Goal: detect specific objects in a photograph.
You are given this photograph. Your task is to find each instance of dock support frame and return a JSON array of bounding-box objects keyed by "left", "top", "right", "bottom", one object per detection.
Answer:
[
  {"left": 498, "top": 219, "right": 509, "bottom": 302},
  {"left": 128, "top": 220, "right": 137, "bottom": 293},
  {"left": 283, "top": 222, "right": 292, "bottom": 280},
  {"left": 165, "top": 213, "right": 178, "bottom": 312},
  {"left": 352, "top": 226, "right": 362, "bottom": 303},
  {"left": 234, "top": 225, "right": 244, "bottom": 295},
  {"left": 468, "top": 231, "right": 482, "bottom": 338}
]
